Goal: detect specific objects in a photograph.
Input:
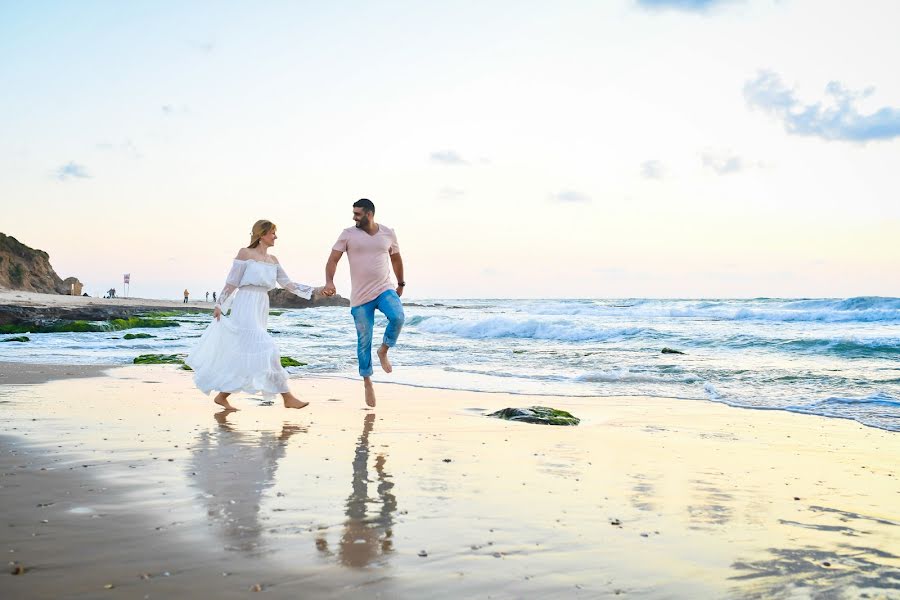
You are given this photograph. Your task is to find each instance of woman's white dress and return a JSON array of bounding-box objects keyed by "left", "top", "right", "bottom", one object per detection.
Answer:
[{"left": 185, "top": 259, "right": 315, "bottom": 398}]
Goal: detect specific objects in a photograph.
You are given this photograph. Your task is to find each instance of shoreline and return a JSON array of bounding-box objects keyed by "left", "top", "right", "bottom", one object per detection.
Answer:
[
  {"left": 1, "top": 364, "right": 897, "bottom": 598},
  {"left": 0, "top": 360, "right": 896, "bottom": 433}
]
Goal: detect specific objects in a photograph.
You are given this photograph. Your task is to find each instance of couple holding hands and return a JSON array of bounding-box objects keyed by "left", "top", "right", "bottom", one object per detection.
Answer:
[{"left": 185, "top": 199, "right": 405, "bottom": 409}]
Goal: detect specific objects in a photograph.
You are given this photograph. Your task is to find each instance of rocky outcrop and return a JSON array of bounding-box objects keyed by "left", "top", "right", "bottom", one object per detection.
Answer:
[
  {"left": 268, "top": 288, "right": 350, "bottom": 308},
  {"left": 0, "top": 233, "right": 79, "bottom": 294}
]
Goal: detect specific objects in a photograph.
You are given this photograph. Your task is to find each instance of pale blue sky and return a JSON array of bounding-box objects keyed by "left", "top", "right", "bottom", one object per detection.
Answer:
[{"left": 2, "top": 0, "right": 898, "bottom": 299}]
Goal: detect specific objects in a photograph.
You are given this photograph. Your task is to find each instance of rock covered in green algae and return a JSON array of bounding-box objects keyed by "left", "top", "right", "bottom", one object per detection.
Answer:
[
  {"left": 133, "top": 354, "right": 185, "bottom": 365},
  {"left": 2, "top": 335, "right": 29, "bottom": 342},
  {"left": 0, "top": 317, "right": 178, "bottom": 335},
  {"left": 487, "top": 406, "right": 580, "bottom": 426},
  {"left": 280, "top": 356, "right": 307, "bottom": 367},
  {"left": 123, "top": 333, "right": 155, "bottom": 340}
]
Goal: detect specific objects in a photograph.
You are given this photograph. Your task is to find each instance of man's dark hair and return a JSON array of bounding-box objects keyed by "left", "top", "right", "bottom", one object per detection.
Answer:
[{"left": 353, "top": 198, "right": 375, "bottom": 214}]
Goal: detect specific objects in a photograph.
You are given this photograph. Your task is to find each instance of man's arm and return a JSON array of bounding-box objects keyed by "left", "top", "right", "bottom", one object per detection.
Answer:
[
  {"left": 324, "top": 250, "right": 343, "bottom": 296},
  {"left": 391, "top": 253, "right": 404, "bottom": 297}
]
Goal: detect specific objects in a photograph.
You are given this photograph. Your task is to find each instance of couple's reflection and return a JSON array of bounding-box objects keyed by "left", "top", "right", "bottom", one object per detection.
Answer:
[
  {"left": 188, "top": 410, "right": 305, "bottom": 555},
  {"left": 316, "top": 412, "right": 397, "bottom": 567},
  {"left": 190, "top": 410, "right": 396, "bottom": 566}
]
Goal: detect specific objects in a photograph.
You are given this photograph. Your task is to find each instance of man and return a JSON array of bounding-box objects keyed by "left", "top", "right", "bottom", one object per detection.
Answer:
[
  {"left": 183, "top": 289, "right": 189, "bottom": 304},
  {"left": 323, "top": 199, "right": 405, "bottom": 407}
]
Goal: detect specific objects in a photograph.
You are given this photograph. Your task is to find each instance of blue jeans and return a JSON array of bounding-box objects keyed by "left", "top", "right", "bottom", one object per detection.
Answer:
[{"left": 350, "top": 289, "right": 405, "bottom": 377}]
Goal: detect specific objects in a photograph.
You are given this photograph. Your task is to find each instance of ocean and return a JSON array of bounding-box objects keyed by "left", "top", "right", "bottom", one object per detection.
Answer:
[{"left": 3, "top": 297, "right": 898, "bottom": 432}]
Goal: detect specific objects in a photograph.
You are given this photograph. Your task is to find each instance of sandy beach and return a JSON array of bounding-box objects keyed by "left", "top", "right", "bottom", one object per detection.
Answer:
[
  {"left": 1, "top": 362, "right": 897, "bottom": 599},
  {"left": 0, "top": 289, "right": 215, "bottom": 312}
]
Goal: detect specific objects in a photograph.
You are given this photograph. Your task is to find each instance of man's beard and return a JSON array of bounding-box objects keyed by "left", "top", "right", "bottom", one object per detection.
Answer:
[{"left": 355, "top": 216, "right": 370, "bottom": 228}]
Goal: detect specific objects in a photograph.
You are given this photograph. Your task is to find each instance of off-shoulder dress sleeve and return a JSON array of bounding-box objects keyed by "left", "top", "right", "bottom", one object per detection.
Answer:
[
  {"left": 275, "top": 264, "right": 315, "bottom": 300},
  {"left": 216, "top": 260, "right": 247, "bottom": 311}
]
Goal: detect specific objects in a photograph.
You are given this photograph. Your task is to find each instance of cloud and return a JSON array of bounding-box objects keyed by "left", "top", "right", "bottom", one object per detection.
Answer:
[
  {"left": 188, "top": 40, "right": 215, "bottom": 53},
  {"left": 701, "top": 151, "right": 743, "bottom": 175},
  {"left": 744, "top": 70, "right": 900, "bottom": 142},
  {"left": 430, "top": 150, "right": 469, "bottom": 165},
  {"left": 55, "top": 162, "right": 91, "bottom": 181},
  {"left": 636, "top": 0, "right": 739, "bottom": 12},
  {"left": 161, "top": 104, "right": 191, "bottom": 116},
  {"left": 640, "top": 160, "right": 664, "bottom": 180},
  {"left": 549, "top": 190, "right": 592, "bottom": 203},
  {"left": 97, "top": 139, "right": 142, "bottom": 159},
  {"left": 438, "top": 187, "right": 465, "bottom": 200}
]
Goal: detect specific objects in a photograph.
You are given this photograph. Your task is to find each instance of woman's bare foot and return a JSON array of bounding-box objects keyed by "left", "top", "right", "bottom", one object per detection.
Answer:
[
  {"left": 364, "top": 379, "right": 376, "bottom": 407},
  {"left": 376, "top": 344, "right": 392, "bottom": 373},
  {"left": 282, "top": 393, "right": 309, "bottom": 410},
  {"left": 213, "top": 409, "right": 234, "bottom": 425},
  {"left": 214, "top": 392, "right": 238, "bottom": 411}
]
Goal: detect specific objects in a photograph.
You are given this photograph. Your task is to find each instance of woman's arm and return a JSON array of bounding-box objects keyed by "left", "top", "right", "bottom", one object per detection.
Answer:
[{"left": 273, "top": 257, "right": 320, "bottom": 300}]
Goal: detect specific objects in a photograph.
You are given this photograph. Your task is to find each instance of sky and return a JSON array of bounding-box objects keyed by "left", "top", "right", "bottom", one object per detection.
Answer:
[{"left": 1, "top": 0, "right": 898, "bottom": 299}]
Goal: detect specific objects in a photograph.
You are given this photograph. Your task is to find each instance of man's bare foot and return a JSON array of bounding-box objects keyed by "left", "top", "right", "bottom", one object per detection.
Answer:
[
  {"left": 214, "top": 392, "right": 238, "bottom": 411},
  {"left": 282, "top": 393, "right": 309, "bottom": 410},
  {"left": 364, "top": 381, "right": 376, "bottom": 407},
  {"left": 377, "top": 345, "right": 393, "bottom": 374}
]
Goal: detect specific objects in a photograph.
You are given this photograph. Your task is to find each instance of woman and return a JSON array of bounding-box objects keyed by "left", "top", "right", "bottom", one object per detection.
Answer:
[{"left": 185, "top": 219, "right": 321, "bottom": 411}]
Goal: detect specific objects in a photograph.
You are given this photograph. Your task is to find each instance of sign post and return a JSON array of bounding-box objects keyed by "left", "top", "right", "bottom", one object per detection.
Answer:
[{"left": 123, "top": 274, "right": 130, "bottom": 298}]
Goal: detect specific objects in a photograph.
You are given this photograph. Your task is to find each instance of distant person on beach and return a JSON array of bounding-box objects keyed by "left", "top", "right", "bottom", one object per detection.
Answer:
[
  {"left": 323, "top": 199, "right": 405, "bottom": 407},
  {"left": 206, "top": 291, "right": 209, "bottom": 302},
  {"left": 183, "top": 289, "right": 190, "bottom": 303},
  {"left": 185, "top": 219, "right": 323, "bottom": 411},
  {"left": 212, "top": 291, "right": 217, "bottom": 303}
]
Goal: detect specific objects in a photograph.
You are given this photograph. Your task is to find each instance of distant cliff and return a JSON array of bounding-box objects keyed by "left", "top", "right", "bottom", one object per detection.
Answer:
[
  {"left": 269, "top": 288, "right": 350, "bottom": 308},
  {"left": 0, "top": 233, "right": 81, "bottom": 294}
]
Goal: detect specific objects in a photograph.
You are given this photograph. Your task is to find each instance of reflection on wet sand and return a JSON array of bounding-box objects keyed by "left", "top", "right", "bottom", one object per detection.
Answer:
[
  {"left": 731, "top": 504, "right": 900, "bottom": 597},
  {"left": 189, "top": 410, "right": 305, "bottom": 555},
  {"left": 316, "top": 413, "right": 397, "bottom": 567},
  {"left": 687, "top": 474, "right": 734, "bottom": 530},
  {"left": 730, "top": 544, "right": 900, "bottom": 598}
]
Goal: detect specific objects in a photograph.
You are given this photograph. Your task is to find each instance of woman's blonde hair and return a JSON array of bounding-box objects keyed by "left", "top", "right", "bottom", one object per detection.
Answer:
[{"left": 248, "top": 220, "right": 276, "bottom": 249}]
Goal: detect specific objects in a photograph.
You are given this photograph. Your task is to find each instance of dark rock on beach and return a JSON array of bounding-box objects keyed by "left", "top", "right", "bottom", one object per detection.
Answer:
[
  {"left": 661, "top": 347, "right": 685, "bottom": 355},
  {"left": 487, "top": 406, "right": 580, "bottom": 426},
  {"left": 269, "top": 288, "right": 349, "bottom": 308}
]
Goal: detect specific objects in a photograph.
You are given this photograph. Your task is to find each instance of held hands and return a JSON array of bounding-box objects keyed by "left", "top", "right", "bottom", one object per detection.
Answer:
[
  {"left": 322, "top": 282, "right": 337, "bottom": 297},
  {"left": 213, "top": 305, "right": 222, "bottom": 321}
]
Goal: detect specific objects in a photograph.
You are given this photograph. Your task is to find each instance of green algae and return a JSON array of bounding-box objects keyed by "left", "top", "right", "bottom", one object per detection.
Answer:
[
  {"left": 123, "top": 333, "right": 156, "bottom": 340},
  {"left": 133, "top": 354, "right": 185, "bottom": 365},
  {"left": 280, "top": 356, "right": 307, "bottom": 367},
  {"left": 0, "top": 317, "right": 179, "bottom": 335},
  {"left": 2, "top": 336, "right": 30, "bottom": 342}
]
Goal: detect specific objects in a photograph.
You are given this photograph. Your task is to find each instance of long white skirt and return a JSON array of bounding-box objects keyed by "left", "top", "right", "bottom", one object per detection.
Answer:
[{"left": 185, "top": 286, "right": 290, "bottom": 398}]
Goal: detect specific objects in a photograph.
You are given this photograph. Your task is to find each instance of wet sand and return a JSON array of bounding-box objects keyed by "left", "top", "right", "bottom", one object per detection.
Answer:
[
  {"left": 1, "top": 364, "right": 898, "bottom": 598},
  {"left": 0, "top": 362, "right": 117, "bottom": 385}
]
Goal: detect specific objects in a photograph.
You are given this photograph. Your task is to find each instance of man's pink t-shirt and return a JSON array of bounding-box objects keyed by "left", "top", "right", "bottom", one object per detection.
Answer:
[{"left": 332, "top": 225, "right": 400, "bottom": 307}]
